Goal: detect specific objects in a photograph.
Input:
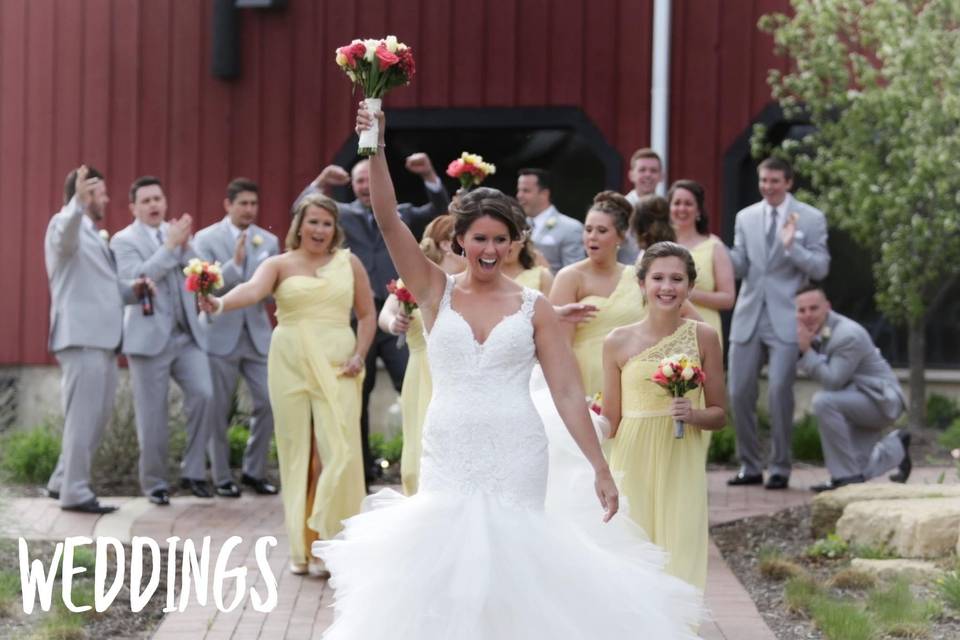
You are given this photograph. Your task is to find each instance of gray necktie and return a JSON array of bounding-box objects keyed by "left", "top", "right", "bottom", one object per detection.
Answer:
[
  {"left": 156, "top": 228, "right": 164, "bottom": 249},
  {"left": 766, "top": 207, "right": 778, "bottom": 249}
]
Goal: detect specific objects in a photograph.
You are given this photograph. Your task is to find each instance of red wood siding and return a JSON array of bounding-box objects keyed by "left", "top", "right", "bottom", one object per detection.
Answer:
[{"left": 1, "top": 0, "right": 783, "bottom": 365}]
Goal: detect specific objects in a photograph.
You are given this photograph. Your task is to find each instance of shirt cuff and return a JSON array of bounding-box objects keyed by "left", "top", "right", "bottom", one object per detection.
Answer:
[{"left": 423, "top": 176, "right": 442, "bottom": 192}]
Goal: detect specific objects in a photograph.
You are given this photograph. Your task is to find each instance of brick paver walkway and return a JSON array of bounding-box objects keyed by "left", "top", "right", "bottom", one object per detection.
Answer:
[{"left": 2, "top": 466, "right": 954, "bottom": 639}]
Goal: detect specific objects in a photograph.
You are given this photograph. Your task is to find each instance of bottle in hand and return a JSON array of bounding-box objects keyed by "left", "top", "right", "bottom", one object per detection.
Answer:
[{"left": 139, "top": 274, "right": 154, "bottom": 316}]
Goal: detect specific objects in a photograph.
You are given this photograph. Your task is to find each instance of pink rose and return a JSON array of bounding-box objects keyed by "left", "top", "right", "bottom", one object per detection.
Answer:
[
  {"left": 375, "top": 44, "right": 400, "bottom": 71},
  {"left": 446, "top": 159, "right": 466, "bottom": 178}
]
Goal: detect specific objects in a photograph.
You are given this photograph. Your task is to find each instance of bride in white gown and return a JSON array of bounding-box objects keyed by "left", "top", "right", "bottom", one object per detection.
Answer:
[{"left": 312, "top": 107, "right": 703, "bottom": 639}]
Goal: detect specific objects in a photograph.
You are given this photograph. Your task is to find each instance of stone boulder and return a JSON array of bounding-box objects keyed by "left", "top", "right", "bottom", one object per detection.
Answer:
[
  {"left": 811, "top": 484, "right": 960, "bottom": 537},
  {"left": 836, "top": 498, "right": 960, "bottom": 558},
  {"left": 850, "top": 558, "right": 944, "bottom": 583}
]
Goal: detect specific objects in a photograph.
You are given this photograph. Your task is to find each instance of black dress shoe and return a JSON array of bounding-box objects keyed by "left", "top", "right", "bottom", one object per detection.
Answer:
[
  {"left": 811, "top": 474, "right": 865, "bottom": 493},
  {"left": 216, "top": 481, "right": 242, "bottom": 498},
  {"left": 242, "top": 474, "right": 278, "bottom": 495},
  {"left": 62, "top": 498, "right": 117, "bottom": 514},
  {"left": 764, "top": 474, "right": 790, "bottom": 490},
  {"left": 44, "top": 488, "right": 60, "bottom": 500},
  {"left": 889, "top": 431, "right": 912, "bottom": 483},
  {"left": 149, "top": 489, "right": 171, "bottom": 506},
  {"left": 180, "top": 478, "right": 213, "bottom": 498},
  {"left": 727, "top": 472, "right": 764, "bottom": 486}
]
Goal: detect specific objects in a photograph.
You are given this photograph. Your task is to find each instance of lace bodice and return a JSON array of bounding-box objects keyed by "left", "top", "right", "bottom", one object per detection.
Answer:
[
  {"left": 621, "top": 320, "right": 704, "bottom": 418},
  {"left": 418, "top": 275, "right": 548, "bottom": 509}
]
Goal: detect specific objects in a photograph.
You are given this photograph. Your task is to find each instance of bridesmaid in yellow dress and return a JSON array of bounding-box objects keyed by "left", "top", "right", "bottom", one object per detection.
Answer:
[
  {"left": 601, "top": 241, "right": 726, "bottom": 591},
  {"left": 502, "top": 217, "right": 554, "bottom": 294},
  {"left": 202, "top": 193, "right": 375, "bottom": 575},
  {"left": 667, "top": 180, "right": 734, "bottom": 339},
  {"left": 550, "top": 191, "right": 643, "bottom": 396},
  {"left": 379, "top": 215, "right": 465, "bottom": 495}
]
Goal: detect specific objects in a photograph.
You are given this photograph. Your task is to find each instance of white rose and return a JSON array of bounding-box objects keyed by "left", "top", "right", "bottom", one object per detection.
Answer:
[
  {"left": 952, "top": 448, "right": 960, "bottom": 460},
  {"left": 681, "top": 366, "right": 695, "bottom": 381},
  {"left": 661, "top": 364, "right": 674, "bottom": 378},
  {"left": 385, "top": 35, "right": 399, "bottom": 53},
  {"left": 364, "top": 40, "right": 378, "bottom": 62},
  {"left": 98, "top": 229, "right": 109, "bottom": 242}
]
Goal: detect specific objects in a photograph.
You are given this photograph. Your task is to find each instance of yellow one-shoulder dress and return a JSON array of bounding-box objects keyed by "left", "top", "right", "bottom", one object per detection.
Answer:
[
  {"left": 689, "top": 236, "right": 723, "bottom": 340},
  {"left": 573, "top": 264, "right": 645, "bottom": 397},
  {"left": 399, "top": 309, "right": 431, "bottom": 495},
  {"left": 514, "top": 265, "right": 549, "bottom": 293},
  {"left": 268, "top": 249, "right": 366, "bottom": 565},
  {"left": 608, "top": 319, "right": 710, "bottom": 590}
]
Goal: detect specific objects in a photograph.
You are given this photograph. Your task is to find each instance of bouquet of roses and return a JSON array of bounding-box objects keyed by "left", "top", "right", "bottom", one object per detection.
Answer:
[
  {"left": 183, "top": 258, "right": 224, "bottom": 313},
  {"left": 651, "top": 353, "right": 706, "bottom": 439},
  {"left": 587, "top": 392, "right": 603, "bottom": 415},
  {"left": 335, "top": 35, "right": 416, "bottom": 156},
  {"left": 387, "top": 278, "right": 418, "bottom": 348},
  {"left": 446, "top": 152, "right": 496, "bottom": 191}
]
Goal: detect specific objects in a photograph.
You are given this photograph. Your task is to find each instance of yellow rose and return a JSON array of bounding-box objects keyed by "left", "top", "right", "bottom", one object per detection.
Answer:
[
  {"left": 98, "top": 229, "right": 109, "bottom": 242},
  {"left": 336, "top": 51, "right": 348, "bottom": 67}
]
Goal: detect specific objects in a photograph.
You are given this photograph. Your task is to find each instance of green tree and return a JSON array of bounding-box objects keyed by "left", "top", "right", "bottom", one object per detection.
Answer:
[{"left": 755, "top": 0, "right": 960, "bottom": 428}]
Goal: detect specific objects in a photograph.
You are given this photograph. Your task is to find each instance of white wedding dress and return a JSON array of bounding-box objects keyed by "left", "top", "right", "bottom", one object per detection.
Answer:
[{"left": 313, "top": 276, "right": 703, "bottom": 639}]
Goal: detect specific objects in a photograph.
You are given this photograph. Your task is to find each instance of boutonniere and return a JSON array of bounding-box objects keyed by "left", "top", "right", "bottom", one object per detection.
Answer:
[
  {"left": 819, "top": 325, "right": 832, "bottom": 344},
  {"left": 545, "top": 217, "right": 557, "bottom": 230},
  {"left": 251, "top": 234, "right": 264, "bottom": 247},
  {"left": 98, "top": 229, "right": 110, "bottom": 242}
]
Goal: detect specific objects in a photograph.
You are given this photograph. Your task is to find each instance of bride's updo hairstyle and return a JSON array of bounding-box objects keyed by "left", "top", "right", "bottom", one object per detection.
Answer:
[
  {"left": 637, "top": 241, "right": 697, "bottom": 286},
  {"left": 450, "top": 187, "right": 522, "bottom": 255},
  {"left": 588, "top": 190, "right": 632, "bottom": 237}
]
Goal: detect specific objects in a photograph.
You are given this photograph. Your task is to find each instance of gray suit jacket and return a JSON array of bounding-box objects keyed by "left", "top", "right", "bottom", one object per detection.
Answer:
[
  {"left": 111, "top": 221, "right": 208, "bottom": 356},
  {"left": 45, "top": 197, "right": 137, "bottom": 352},
  {"left": 193, "top": 218, "right": 279, "bottom": 357},
  {"left": 531, "top": 206, "right": 585, "bottom": 273},
  {"left": 729, "top": 196, "right": 830, "bottom": 343},
  {"left": 799, "top": 311, "right": 906, "bottom": 421},
  {"left": 294, "top": 181, "right": 449, "bottom": 302}
]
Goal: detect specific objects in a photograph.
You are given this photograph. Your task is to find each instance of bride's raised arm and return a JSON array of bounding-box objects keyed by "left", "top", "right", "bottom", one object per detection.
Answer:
[{"left": 360, "top": 106, "right": 447, "bottom": 316}]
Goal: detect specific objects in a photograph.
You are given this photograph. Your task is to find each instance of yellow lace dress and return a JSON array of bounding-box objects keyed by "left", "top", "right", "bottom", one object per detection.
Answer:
[
  {"left": 514, "top": 265, "right": 549, "bottom": 293},
  {"left": 573, "top": 265, "right": 645, "bottom": 396},
  {"left": 608, "top": 320, "right": 710, "bottom": 590},
  {"left": 688, "top": 236, "right": 722, "bottom": 339},
  {"left": 268, "top": 249, "right": 366, "bottom": 565},
  {"left": 400, "top": 308, "right": 431, "bottom": 495}
]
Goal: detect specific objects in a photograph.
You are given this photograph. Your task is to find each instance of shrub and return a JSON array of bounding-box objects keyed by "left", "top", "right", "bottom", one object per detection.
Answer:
[
  {"left": 370, "top": 432, "right": 403, "bottom": 465},
  {"left": 707, "top": 426, "right": 736, "bottom": 464},
  {"left": 936, "top": 570, "right": 960, "bottom": 612},
  {"left": 926, "top": 393, "right": 960, "bottom": 430},
  {"left": 807, "top": 533, "right": 848, "bottom": 560},
  {"left": 938, "top": 417, "right": 960, "bottom": 451},
  {"left": 810, "top": 597, "right": 872, "bottom": 640},
  {"left": 758, "top": 546, "right": 806, "bottom": 581},
  {"left": 784, "top": 575, "right": 821, "bottom": 614},
  {"left": 91, "top": 387, "right": 140, "bottom": 490},
  {"left": 227, "top": 425, "right": 250, "bottom": 468},
  {"left": 851, "top": 543, "right": 898, "bottom": 560},
  {"left": 792, "top": 413, "right": 824, "bottom": 462},
  {"left": 0, "top": 421, "right": 61, "bottom": 484}
]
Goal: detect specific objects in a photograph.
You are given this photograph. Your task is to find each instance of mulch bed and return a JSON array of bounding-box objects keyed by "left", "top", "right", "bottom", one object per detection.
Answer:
[
  {"left": 711, "top": 504, "right": 960, "bottom": 640},
  {"left": 0, "top": 537, "right": 168, "bottom": 639}
]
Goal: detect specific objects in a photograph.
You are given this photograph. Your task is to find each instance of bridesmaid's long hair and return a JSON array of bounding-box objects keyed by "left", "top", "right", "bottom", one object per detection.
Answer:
[
  {"left": 420, "top": 215, "right": 456, "bottom": 265},
  {"left": 287, "top": 194, "right": 343, "bottom": 252},
  {"left": 631, "top": 195, "right": 676, "bottom": 250}
]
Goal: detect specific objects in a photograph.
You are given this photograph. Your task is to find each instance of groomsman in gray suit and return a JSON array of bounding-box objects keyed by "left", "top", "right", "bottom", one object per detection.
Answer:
[
  {"left": 516, "top": 168, "right": 585, "bottom": 272},
  {"left": 727, "top": 157, "right": 830, "bottom": 490},
  {"left": 294, "top": 154, "right": 449, "bottom": 485},
  {"left": 621, "top": 148, "right": 663, "bottom": 263},
  {"left": 111, "top": 176, "right": 216, "bottom": 505},
  {"left": 194, "top": 178, "right": 279, "bottom": 497},
  {"left": 44, "top": 165, "right": 152, "bottom": 513},
  {"left": 795, "top": 285, "right": 911, "bottom": 492}
]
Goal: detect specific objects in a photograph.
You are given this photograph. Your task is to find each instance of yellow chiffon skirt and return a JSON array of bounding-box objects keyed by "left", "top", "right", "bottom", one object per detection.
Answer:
[{"left": 609, "top": 415, "right": 711, "bottom": 591}]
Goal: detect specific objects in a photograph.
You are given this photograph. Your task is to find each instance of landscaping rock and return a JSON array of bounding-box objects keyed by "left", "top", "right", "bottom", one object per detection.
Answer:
[
  {"left": 810, "top": 484, "right": 960, "bottom": 537},
  {"left": 850, "top": 558, "right": 944, "bottom": 583},
  {"left": 837, "top": 498, "right": 960, "bottom": 558}
]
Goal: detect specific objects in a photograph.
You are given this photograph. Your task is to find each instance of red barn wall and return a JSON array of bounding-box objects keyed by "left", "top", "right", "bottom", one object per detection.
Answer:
[{"left": 0, "top": 0, "right": 786, "bottom": 365}]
